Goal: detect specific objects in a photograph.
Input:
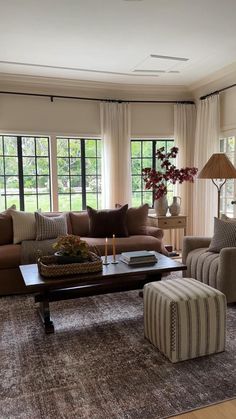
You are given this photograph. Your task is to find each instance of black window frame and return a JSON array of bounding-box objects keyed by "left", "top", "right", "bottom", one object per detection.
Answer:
[
  {"left": 131, "top": 138, "right": 174, "bottom": 207},
  {"left": 0, "top": 134, "right": 51, "bottom": 211},
  {"left": 57, "top": 137, "right": 101, "bottom": 211}
]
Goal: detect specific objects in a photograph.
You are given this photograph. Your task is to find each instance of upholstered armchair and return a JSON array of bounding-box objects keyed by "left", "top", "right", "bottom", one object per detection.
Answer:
[{"left": 182, "top": 236, "right": 236, "bottom": 303}]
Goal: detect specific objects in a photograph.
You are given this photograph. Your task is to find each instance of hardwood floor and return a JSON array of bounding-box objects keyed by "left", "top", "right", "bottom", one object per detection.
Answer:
[{"left": 171, "top": 399, "right": 236, "bottom": 419}]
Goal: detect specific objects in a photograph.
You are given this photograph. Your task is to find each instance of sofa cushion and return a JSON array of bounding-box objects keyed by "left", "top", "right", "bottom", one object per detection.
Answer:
[
  {"left": 70, "top": 211, "right": 90, "bottom": 237},
  {"left": 87, "top": 205, "right": 128, "bottom": 238},
  {"left": 82, "top": 235, "right": 162, "bottom": 255},
  {"left": 208, "top": 217, "right": 236, "bottom": 252},
  {"left": 0, "top": 205, "right": 16, "bottom": 245},
  {"left": 10, "top": 210, "right": 36, "bottom": 244},
  {"left": 35, "top": 212, "right": 68, "bottom": 240},
  {"left": 126, "top": 204, "right": 149, "bottom": 235},
  {"left": 0, "top": 244, "right": 21, "bottom": 269}
]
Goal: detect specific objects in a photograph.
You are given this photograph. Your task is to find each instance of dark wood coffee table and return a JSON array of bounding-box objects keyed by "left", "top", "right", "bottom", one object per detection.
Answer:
[{"left": 20, "top": 252, "right": 186, "bottom": 334}]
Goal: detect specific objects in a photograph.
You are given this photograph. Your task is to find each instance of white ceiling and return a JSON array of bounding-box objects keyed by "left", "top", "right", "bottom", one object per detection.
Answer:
[{"left": 1, "top": 0, "right": 236, "bottom": 86}]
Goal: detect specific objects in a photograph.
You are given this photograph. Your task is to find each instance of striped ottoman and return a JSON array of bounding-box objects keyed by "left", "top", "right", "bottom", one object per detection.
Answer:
[{"left": 143, "top": 278, "right": 226, "bottom": 363}]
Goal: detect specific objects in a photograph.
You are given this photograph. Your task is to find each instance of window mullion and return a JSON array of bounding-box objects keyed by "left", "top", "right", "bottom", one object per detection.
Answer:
[
  {"left": 81, "top": 139, "right": 86, "bottom": 210},
  {"left": 17, "top": 136, "right": 24, "bottom": 211}
]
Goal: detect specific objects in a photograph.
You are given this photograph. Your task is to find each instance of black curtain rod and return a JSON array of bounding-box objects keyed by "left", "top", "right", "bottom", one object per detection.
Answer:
[
  {"left": 200, "top": 83, "right": 236, "bottom": 100},
  {"left": 0, "top": 90, "right": 194, "bottom": 104}
]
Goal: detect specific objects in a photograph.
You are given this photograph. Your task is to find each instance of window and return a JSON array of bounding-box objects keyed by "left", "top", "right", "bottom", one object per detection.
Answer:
[
  {"left": 0, "top": 135, "right": 51, "bottom": 212},
  {"left": 131, "top": 139, "right": 174, "bottom": 207},
  {"left": 57, "top": 138, "right": 101, "bottom": 211},
  {"left": 220, "top": 135, "right": 236, "bottom": 217}
]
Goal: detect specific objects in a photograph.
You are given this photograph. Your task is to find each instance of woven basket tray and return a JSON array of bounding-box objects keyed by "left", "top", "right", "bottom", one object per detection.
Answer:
[{"left": 37, "top": 252, "right": 103, "bottom": 278}]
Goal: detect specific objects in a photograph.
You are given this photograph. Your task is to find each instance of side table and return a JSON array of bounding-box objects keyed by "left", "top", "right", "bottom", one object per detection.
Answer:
[{"left": 147, "top": 214, "right": 187, "bottom": 250}]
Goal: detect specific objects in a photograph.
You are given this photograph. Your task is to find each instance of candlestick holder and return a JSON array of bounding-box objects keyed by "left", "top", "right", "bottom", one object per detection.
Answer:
[
  {"left": 111, "top": 256, "right": 118, "bottom": 264},
  {"left": 103, "top": 257, "right": 110, "bottom": 266}
]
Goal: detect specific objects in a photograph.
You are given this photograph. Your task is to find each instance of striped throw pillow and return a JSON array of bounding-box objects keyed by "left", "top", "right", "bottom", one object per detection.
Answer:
[
  {"left": 208, "top": 216, "right": 236, "bottom": 252},
  {"left": 35, "top": 212, "right": 67, "bottom": 241}
]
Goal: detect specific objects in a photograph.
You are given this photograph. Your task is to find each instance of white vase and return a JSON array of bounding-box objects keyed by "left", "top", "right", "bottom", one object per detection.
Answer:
[
  {"left": 169, "top": 196, "right": 181, "bottom": 216},
  {"left": 154, "top": 196, "right": 168, "bottom": 216}
]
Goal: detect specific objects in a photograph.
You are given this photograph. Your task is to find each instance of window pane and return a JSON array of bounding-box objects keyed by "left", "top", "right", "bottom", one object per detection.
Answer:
[
  {"left": 71, "top": 194, "right": 82, "bottom": 211},
  {"left": 57, "top": 158, "right": 69, "bottom": 175},
  {"left": 5, "top": 157, "right": 18, "bottom": 175},
  {"left": 86, "top": 158, "right": 97, "bottom": 175},
  {"left": 6, "top": 176, "right": 19, "bottom": 193},
  {"left": 24, "top": 195, "right": 37, "bottom": 211},
  {"left": 58, "top": 194, "right": 70, "bottom": 211},
  {"left": 86, "top": 193, "right": 98, "bottom": 208},
  {"left": 6, "top": 195, "right": 19, "bottom": 210},
  {"left": 57, "top": 138, "right": 69, "bottom": 157},
  {"left": 37, "top": 176, "right": 50, "bottom": 192},
  {"left": 131, "top": 142, "right": 141, "bottom": 158},
  {"left": 85, "top": 140, "right": 96, "bottom": 157},
  {"left": 22, "top": 137, "right": 35, "bottom": 156},
  {"left": 131, "top": 159, "right": 142, "bottom": 175},
  {"left": 37, "top": 157, "right": 50, "bottom": 175},
  {"left": 142, "top": 141, "right": 152, "bottom": 155},
  {"left": 23, "top": 157, "right": 36, "bottom": 175},
  {"left": 143, "top": 191, "right": 153, "bottom": 206},
  {"left": 38, "top": 195, "right": 51, "bottom": 211},
  {"left": 132, "top": 176, "right": 141, "bottom": 191},
  {"left": 4, "top": 137, "right": 17, "bottom": 156},
  {"left": 70, "top": 158, "right": 81, "bottom": 175},
  {"left": 58, "top": 176, "right": 70, "bottom": 193},
  {"left": 69, "top": 139, "right": 81, "bottom": 157},
  {"left": 36, "top": 138, "right": 48, "bottom": 156},
  {"left": 24, "top": 176, "right": 36, "bottom": 193},
  {"left": 71, "top": 176, "right": 82, "bottom": 192}
]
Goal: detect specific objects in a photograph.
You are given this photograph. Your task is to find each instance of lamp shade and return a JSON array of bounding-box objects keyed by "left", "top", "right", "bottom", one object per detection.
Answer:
[{"left": 198, "top": 153, "right": 236, "bottom": 179}]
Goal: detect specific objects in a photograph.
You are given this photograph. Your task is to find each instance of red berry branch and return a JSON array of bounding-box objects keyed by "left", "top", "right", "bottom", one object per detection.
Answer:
[{"left": 142, "top": 146, "right": 198, "bottom": 199}]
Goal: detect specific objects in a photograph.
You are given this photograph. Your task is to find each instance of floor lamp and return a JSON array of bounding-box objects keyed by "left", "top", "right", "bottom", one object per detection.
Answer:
[{"left": 198, "top": 153, "right": 236, "bottom": 218}]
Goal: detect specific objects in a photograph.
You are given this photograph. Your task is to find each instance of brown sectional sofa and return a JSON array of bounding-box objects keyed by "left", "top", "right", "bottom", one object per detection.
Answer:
[{"left": 0, "top": 209, "right": 166, "bottom": 296}]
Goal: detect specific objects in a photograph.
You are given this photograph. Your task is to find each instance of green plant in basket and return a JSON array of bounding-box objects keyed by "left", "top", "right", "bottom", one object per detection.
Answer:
[{"left": 53, "top": 234, "right": 90, "bottom": 264}]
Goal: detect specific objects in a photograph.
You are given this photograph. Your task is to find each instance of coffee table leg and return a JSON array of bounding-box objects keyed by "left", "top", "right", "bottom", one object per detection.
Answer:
[{"left": 38, "top": 298, "right": 54, "bottom": 334}]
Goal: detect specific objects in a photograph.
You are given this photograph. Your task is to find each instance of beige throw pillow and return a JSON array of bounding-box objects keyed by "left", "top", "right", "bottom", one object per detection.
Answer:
[
  {"left": 35, "top": 212, "right": 68, "bottom": 240},
  {"left": 208, "top": 217, "right": 236, "bottom": 253},
  {"left": 10, "top": 210, "right": 36, "bottom": 244}
]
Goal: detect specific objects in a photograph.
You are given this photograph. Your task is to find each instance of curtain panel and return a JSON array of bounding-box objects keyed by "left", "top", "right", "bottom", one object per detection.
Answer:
[
  {"left": 173, "top": 103, "right": 196, "bottom": 249},
  {"left": 193, "top": 94, "right": 220, "bottom": 236},
  {"left": 100, "top": 102, "right": 131, "bottom": 209}
]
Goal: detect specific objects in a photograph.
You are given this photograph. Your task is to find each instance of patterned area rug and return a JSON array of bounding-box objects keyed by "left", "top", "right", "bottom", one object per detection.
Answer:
[{"left": 0, "top": 283, "right": 236, "bottom": 418}]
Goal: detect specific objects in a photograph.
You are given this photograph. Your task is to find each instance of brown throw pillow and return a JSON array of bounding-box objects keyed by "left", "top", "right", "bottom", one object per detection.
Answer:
[
  {"left": 70, "top": 211, "right": 90, "bottom": 237},
  {"left": 126, "top": 204, "right": 149, "bottom": 235},
  {"left": 0, "top": 205, "right": 16, "bottom": 245},
  {"left": 87, "top": 205, "right": 128, "bottom": 238}
]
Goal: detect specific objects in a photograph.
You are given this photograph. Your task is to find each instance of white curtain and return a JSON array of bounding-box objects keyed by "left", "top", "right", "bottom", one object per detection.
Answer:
[
  {"left": 193, "top": 94, "right": 220, "bottom": 236},
  {"left": 100, "top": 102, "right": 131, "bottom": 208},
  {"left": 173, "top": 103, "right": 196, "bottom": 249}
]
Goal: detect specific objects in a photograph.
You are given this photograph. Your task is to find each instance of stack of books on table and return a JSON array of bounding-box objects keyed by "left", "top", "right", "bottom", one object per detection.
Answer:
[{"left": 120, "top": 250, "right": 157, "bottom": 266}]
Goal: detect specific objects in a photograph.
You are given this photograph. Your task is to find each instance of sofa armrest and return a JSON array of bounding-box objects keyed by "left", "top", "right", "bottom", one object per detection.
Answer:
[
  {"left": 145, "top": 226, "right": 164, "bottom": 240},
  {"left": 182, "top": 236, "right": 211, "bottom": 264}
]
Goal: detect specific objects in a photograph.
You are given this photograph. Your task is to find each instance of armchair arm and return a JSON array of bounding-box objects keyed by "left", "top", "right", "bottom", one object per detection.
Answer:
[
  {"left": 218, "top": 247, "right": 236, "bottom": 302},
  {"left": 182, "top": 236, "right": 211, "bottom": 264}
]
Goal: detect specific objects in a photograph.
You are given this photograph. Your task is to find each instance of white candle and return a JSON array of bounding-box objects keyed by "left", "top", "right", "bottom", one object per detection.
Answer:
[
  {"left": 112, "top": 234, "right": 116, "bottom": 262},
  {"left": 105, "top": 237, "right": 108, "bottom": 263}
]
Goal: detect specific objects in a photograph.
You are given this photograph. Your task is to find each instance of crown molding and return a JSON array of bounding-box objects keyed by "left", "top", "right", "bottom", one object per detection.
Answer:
[
  {"left": 0, "top": 72, "right": 193, "bottom": 101},
  {"left": 190, "top": 62, "right": 236, "bottom": 99}
]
